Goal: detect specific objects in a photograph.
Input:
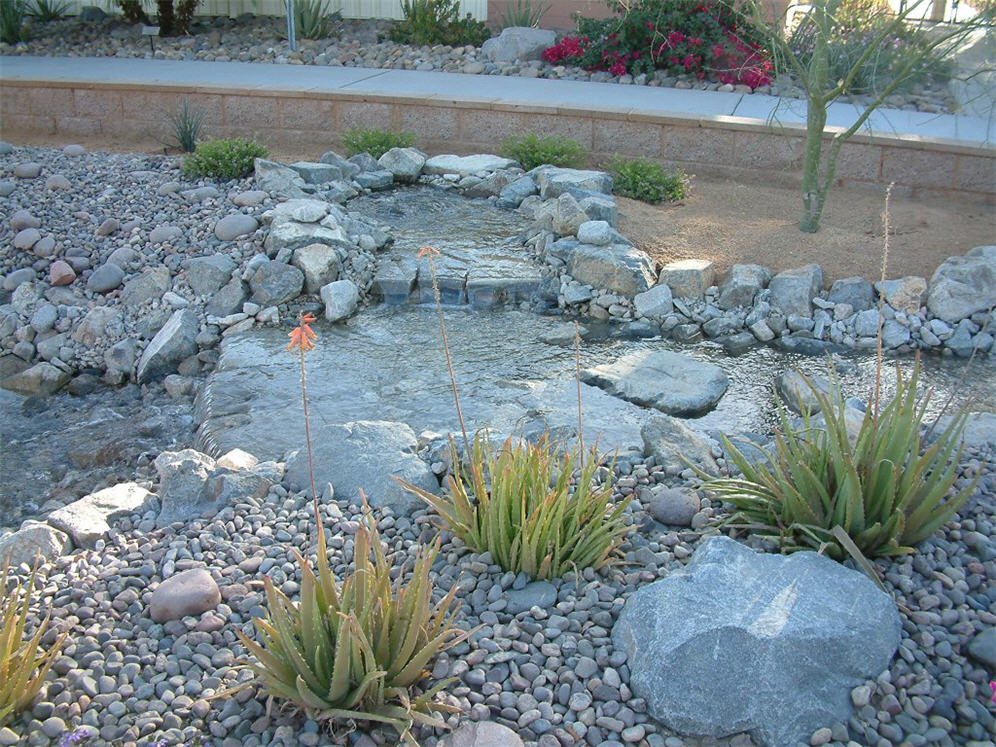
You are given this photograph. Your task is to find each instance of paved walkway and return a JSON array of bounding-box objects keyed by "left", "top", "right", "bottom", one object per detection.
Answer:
[{"left": 2, "top": 55, "right": 994, "bottom": 147}]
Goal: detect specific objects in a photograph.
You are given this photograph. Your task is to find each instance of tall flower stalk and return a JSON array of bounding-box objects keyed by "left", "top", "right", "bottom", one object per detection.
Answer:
[{"left": 287, "top": 312, "right": 320, "bottom": 522}]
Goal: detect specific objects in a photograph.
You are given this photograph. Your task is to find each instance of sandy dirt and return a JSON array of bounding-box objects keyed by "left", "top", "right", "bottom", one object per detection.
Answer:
[{"left": 9, "top": 132, "right": 993, "bottom": 284}]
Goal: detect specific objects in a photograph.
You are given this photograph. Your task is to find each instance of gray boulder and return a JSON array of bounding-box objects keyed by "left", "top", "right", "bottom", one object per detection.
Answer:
[
  {"left": 535, "top": 167, "right": 612, "bottom": 199},
  {"left": 875, "top": 276, "right": 927, "bottom": 314},
  {"left": 1, "top": 362, "right": 70, "bottom": 396},
  {"left": 660, "top": 259, "right": 715, "bottom": 299},
  {"left": 249, "top": 261, "right": 304, "bottom": 306},
  {"left": 154, "top": 449, "right": 216, "bottom": 526},
  {"left": 0, "top": 521, "right": 71, "bottom": 567},
  {"left": 423, "top": 154, "right": 518, "bottom": 176},
  {"left": 717, "top": 264, "right": 771, "bottom": 309},
  {"left": 254, "top": 158, "right": 307, "bottom": 198},
  {"left": 319, "top": 150, "right": 362, "bottom": 179},
  {"left": 285, "top": 420, "right": 437, "bottom": 514},
  {"left": 185, "top": 254, "right": 236, "bottom": 296},
  {"left": 769, "top": 264, "right": 823, "bottom": 317},
  {"left": 584, "top": 350, "right": 728, "bottom": 417},
  {"left": 634, "top": 284, "right": 674, "bottom": 319},
  {"left": 136, "top": 309, "right": 198, "bottom": 383},
  {"left": 268, "top": 198, "right": 332, "bottom": 224},
  {"left": 378, "top": 147, "right": 426, "bottom": 183},
  {"left": 293, "top": 243, "right": 342, "bottom": 294},
  {"left": 372, "top": 254, "right": 419, "bottom": 303},
  {"left": 641, "top": 415, "right": 720, "bottom": 476},
  {"left": 205, "top": 278, "right": 248, "bottom": 317},
  {"left": 320, "top": 279, "right": 360, "bottom": 322},
  {"left": 48, "top": 483, "right": 158, "bottom": 549},
  {"left": 120, "top": 267, "right": 171, "bottom": 306},
  {"left": 267, "top": 219, "right": 351, "bottom": 253},
  {"left": 289, "top": 161, "right": 342, "bottom": 184},
  {"left": 149, "top": 568, "right": 221, "bottom": 623},
  {"left": 828, "top": 277, "right": 874, "bottom": 311},
  {"left": 498, "top": 175, "right": 538, "bottom": 208},
  {"left": 612, "top": 536, "right": 901, "bottom": 746},
  {"left": 927, "top": 246, "right": 996, "bottom": 323},
  {"left": 481, "top": 26, "right": 556, "bottom": 63},
  {"left": 552, "top": 192, "right": 589, "bottom": 236},
  {"left": 567, "top": 243, "right": 656, "bottom": 297}
]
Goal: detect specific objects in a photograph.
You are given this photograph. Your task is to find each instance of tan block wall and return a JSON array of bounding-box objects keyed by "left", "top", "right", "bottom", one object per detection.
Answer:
[{"left": 1, "top": 80, "right": 992, "bottom": 203}]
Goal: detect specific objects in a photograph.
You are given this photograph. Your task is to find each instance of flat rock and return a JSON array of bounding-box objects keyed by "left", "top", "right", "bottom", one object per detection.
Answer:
[
  {"left": 254, "top": 158, "right": 307, "bottom": 198},
  {"left": 534, "top": 166, "right": 613, "bottom": 199},
  {"left": 136, "top": 309, "right": 199, "bottom": 383},
  {"left": 185, "top": 254, "right": 236, "bottom": 296},
  {"left": 641, "top": 415, "right": 719, "bottom": 476},
  {"left": 424, "top": 154, "right": 518, "bottom": 176},
  {"left": 506, "top": 581, "right": 558, "bottom": 615},
  {"left": 0, "top": 521, "right": 71, "bottom": 567},
  {"left": 634, "top": 284, "right": 673, "bottom": 319},
  {"left": 927, "top": 246, "right": 996, "bottom": 323},
  {"left": 612, "top": 536, "right": 901, "bottom": 746},
  {"left": 289, "top": 161, "right": 342, "bottom": 184},
  {"left": 48, "top": 483, "right": 158, "bottom": 549},
  {"left": 149, "top": 568, "right": 221, "bottom": 623},
  {"left": 583, "top": 350, "right": 728, "bottom": 417},
  {"left": 120, "top": 267, "right": 170, "bottom": 307},
  {"left": 285, "top": 420, "right": 437, "bottom": 514}
]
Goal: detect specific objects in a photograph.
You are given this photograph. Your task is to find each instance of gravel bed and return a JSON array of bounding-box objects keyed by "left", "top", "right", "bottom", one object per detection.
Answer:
[{"left": 0, "top": 15, "right": 958, "bottom": 114}]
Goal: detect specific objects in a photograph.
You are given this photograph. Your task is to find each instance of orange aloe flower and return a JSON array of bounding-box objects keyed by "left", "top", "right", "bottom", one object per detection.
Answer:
[
  {"left": 287, "top": 312, "right": 318, "bottom": 353},
  {"left": 417, "top": 245, "right": 441, "bottom": 259}
]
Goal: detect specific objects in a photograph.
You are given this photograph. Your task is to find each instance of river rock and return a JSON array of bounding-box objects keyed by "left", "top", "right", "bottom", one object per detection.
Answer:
[
  {"left": 11, "top": 209, "right": 40, "bottom": 231},
  {"left": 0, "top": 521, "right": 71, "bottom": 567},
  {"left": 48, "top": 483, "right": 158, "bottom": 549},
  {"left": 641, "top": 415, "right": 720, "bottom": 476},
  {"left": 482, "top": 26, "right": 556, "bottom": 62},
  {"left": 646, "top": 486, "right": 700, "bottom": 526},
  {"left": 612, "top": 535, "right": 901, "bottom": 746},
  {"left": 49, "top": 261, "right": 76, "bottom": 286},
  {"left": 149, "top": 568, "right": 221, "bottom": 623},
  {"left": 717, "top": 264, "right": 771, "bottom": 309},
  {"left": 149, "top": 224, "right": 182, "bottom": 244},
  {"left": 136, "top": 309, "right": 198, "bottom": 383},
  {"left": 14, "top": 162, "right": 42, "bottom": 178},
  {"left": 205, "top": 278, "right": 249, "bottom": 317},
  {"left": 583, "top": 350, "right": 728, "bottom": 417},
  {"left": 424, "top": 154, "right": 518, "bottom": 176},
  {"left": 660, "top": 259, "right": 715, "bottom": 299},
  {"left": 293, "top": 243, "right": 342, "bottom": 294},
  {"left": 927, "top": 246, "right": 996, "bottom": 323},
  {"left": 378, "top": 147, "right": 426, "bottom": 183},
  {"left": 769, "top": 264, "right": 823, "bottom": 317},
  {"left": 967, "top": 627, "right": 996, "bottom": 669},
  {"left": 320, "top": 279, "right": 360, "bottom": 321},
  {"left": 506, "top": 581, "right": 558, "bottom": 615},
  {"left": 1, "top": 362, "right": 71, "bottom": 396},
  {"left": 13, "top": 227, "right": 41, "bottom": 251},
  {"left": 285, "top": 420, "right": 437, "bottom": 513},
  {"left": 828, "top": 277, "right": 875, "bottom": 311},
  {"left": 87, "top": 262, "right": 125, "bottom": 293},
  {"left": 185, "top": 254, "right": 236, "bottom": 296},
  {"left": 214, "top": 213, "right": 259, "bottom": 241},
  {"left": 249, "top": 261, "right": 304, "bottom": 306},
  {"left": 440, "top": 721, "right": 525, "bottom": 747}
]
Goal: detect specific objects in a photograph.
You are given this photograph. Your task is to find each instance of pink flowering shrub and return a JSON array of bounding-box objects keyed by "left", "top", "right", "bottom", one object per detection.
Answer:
[{"left": 542, "top": 0, "right": 772, "bottom": 89}]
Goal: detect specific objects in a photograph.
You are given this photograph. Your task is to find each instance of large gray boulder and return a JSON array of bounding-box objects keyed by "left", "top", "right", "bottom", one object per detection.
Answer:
[
  {"left": 660, "top": 259, "right": 715, "bottom": 299},
  {"left": 583, "top": 350, "right": 729, "bottom": 417},
  {"left": 875, "top": 276, "right": 926, "bottom": 314},
  {"left": 828, "top": 276, "right": 874, "bottom": 311},
  {"left": 423, "top": 154, "right": 518, "bottom": 176},
  {"left": 717, "top": 264, "right": 771, "bottom": 309},
  {"left": 567, "top": 243, "right": 657, "bottom": 298},
  {"left": 481, "top": 26, "right": 556, "bottom": 63},
  {"left": 320, "top": 279, "right": 360, "bottom": 322},
  {"left": 285, "top": 420, "right": 437, "bottom": 514},
  {"left": 378, "top": 147, "right": 426, "bottom": 183},
  {"left": 268, "top": 219, "right": 351, "bottom": 254},
  {"left": 249, "top": 260, "right": 304, "bottom": 306},
  {"left": 927, "top": 246, "right": 996, "bottom": 323},
  {"left": 1, "top": 362, "right": 70, "bottom": 396},
  {"left": 612, "top": 536, "right": 901, "bottom": 746},
  {"left": 185, "top": 254, "right": 236, "bottom": 296},
  {"left": 137, "top": 309, "right": 198, "bottom": 383},
  {"left": 769, "top": 264, "right": 823, "bottom": 317},
  {"left": 155, "top": 449, "right": 217, "bottom": 526},
  {"left": 254, "top": 158, "right": 307, "bottom": 199},
  {"left": 641, "top": 415, "right": 720, "bottom": 476},
  {"left": 0, "top": 521, "right": 71, "bottom": 567},
  {"left": 292, "top": 243, "right": 342, "bottom": 294},
  {"left": 535, "top": 167, "right": 613, "bottom": 199},
  {"left": 48, "top": 483, "right": 158, "bottom": 549}
]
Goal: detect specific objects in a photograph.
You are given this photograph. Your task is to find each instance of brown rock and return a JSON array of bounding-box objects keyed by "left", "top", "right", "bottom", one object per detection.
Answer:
[
  {"left": 149, "top": 568, "right": 220, "bottom": 623},
  {"left": 49, "top": 260, "right": 76, "bottom": 286}
]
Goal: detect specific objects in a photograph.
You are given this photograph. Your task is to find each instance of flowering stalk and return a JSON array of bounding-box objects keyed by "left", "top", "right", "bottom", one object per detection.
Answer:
[
  {"left": 287, "top": 312, "right": 320, "bottom": 524},
  {"left": 418, "top": 245, "right": 471, "bottom": 458},
  {"left": 575, "top": 321, "right": 585, "bottom": 468}
]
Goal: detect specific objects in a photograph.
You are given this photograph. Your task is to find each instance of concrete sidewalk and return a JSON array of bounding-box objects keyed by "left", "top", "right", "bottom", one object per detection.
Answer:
[{"left": 2, "top": 55, "right": 994, "bottom": 147}]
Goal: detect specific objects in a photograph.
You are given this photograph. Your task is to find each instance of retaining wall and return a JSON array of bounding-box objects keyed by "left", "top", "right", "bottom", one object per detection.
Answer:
[{"left": 1, "top": 79, "right": 992, "bottom": 201}]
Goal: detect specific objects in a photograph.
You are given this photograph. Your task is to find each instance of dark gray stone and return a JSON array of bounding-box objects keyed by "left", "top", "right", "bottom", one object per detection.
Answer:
[
  {"left": 584, "top": 350, "right": 728, "bottom": 417},
  {"left": 185, "top": 254, "right": 236, "bottom": 296},
  {"left": 967, "top": 627, "right": 996, "bottom": 669},
  {"left": 567, "top": 244, "right": 656, "bottom": 298},
  {"left": 769, "top": 264, "right": 823, "bottom": 318},
  {"left": 717, "top": 264, "right": 771, "bottom": 310},
  {"left": 612, "top": 536, "right": 902, "bottom": 746},
  {"left": 828, "top": 277, "right": 875, "bottom": 311},
  {"left": 249, "top": 261, "right": 304, "bottom": 306},
  {"left": 506, "top": 581, "right": 558, "bottom": 615},
  {"left": 205, "top": 278, "right": 248, "bottom": 317},
  {"left": 86, "top": 263, "right": 125, "bottom": 294}
]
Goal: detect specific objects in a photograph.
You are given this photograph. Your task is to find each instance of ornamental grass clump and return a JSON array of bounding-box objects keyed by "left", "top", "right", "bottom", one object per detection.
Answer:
[
  {"left": 705, "top": 363, "right": 977, "bottom": 560},
  {"left": 400, "top": 433, "right": 631, "bottom": 579},
  {"left": 1, "top": 561, "right": 67, "bottom": 727}
]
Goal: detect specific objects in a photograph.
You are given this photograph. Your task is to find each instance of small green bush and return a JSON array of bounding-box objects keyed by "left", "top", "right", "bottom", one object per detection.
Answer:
[
  {"left": 182, "top": 138, "right": 267, "bottom": 180},
  {"left": 400, "top": 434, "right": 632, "bottom": 580},
  {"left": 0, "top": 0, "right": 27, "bottom": 44},
  {"left": 609, "top": 157, "right": 689, "bottom": 203},
  {"left": 704, "top": 363, "right": 977, "bottom": 560},
  {"left": 1, "top": 561, "right": 67, "bottom": 728},
  {"left": 390, "top": 0, "right": 490, "bottom": 47},
  {"left": 499, "top": 133, "right": 588, "bottom": 171},
  {"left": 236, "top": 508, "right": 466, "bottom": 741},
  {"left": 342, "top": 127, "right": 415, "bottom": 159}
]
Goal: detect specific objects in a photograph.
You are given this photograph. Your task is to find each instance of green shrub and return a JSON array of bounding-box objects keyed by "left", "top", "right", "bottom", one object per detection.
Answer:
[
  {"left": 499, "top": 0, "right": 548, "bottom": 28},
  {"left": 400, "top": 434, "right": 632, "bottom": 580},
  {"left": 182, "top": 138, "right": 267, "bottom": 180},
  {"left": 342, "top": 127, "right": 415, "bottom": 159},
  {"left": 1, "top": 561, "right": 67, "bottom": 728},
  {"left": 236, "top": 507, "right": 466, "bottom": 741},
  {"left": 389, "top": 0, "right": 490, "bottom": 47},
  {"left": 295, "top": 0, "right": 340, "bottom": 40},
  {"left": 164, "top": 97, "right": 206, "bottom": 154},
  {"left": 609, "top": 157, "right": 689, "bottom": 203},
  {"left": 499, "top": 133, "right": 588, "bottom": 171},
  {"left": 27, "top": 0, "right": 70, "bottom": 21},
  {"left": 0, "top": 0, "right": 27, "bottom": 44},
  {"left": 704, "top": 363, "right": 977, "bottom": 560}
]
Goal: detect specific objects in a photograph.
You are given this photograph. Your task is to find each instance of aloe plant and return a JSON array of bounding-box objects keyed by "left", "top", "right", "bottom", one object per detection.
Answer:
[
  {"left": 401, "top": 433, "right": 631, "bottom": 579},
  {"left": 706, "top": 362, "right": 977, "bottom": 559},
  {"left": 1, "top": 561, "right": 67, "bottom": 727},
  {"left": 236, "top": 507, "right": 467, "bottom": 742}
]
